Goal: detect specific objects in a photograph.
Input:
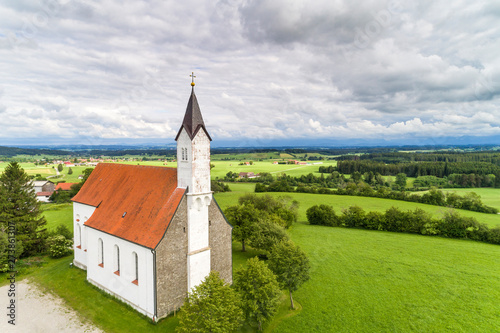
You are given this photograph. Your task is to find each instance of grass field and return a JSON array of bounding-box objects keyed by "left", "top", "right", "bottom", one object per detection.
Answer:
[
  {"left": 5, "top": 181, "right": 496, "bottom": 332},
  {"left": 42, "top": 203, "right": 73, "bottom": 231},
  {"left": 219, "top": 183, "right": 500, "bottom": 228},
  {"left": 271, "top": 223, "right": 500, "bottom": 332},
  {"left": 26, "top": 190, "right": 500, "bottom": 332},
  {"left": 436, "top": 188, "right": 500, "bottom": 210},
  {"left": 210, "top": 160, "right": 337, "bottom": 179}
]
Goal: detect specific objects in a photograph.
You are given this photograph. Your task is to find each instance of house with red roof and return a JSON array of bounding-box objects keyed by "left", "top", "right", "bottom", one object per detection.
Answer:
[
  {"left": 72, "top": 81, "right": 232, "bottom": 321},
  {"left": 55, "top": 182, "right": 78, "bottom": 191}
]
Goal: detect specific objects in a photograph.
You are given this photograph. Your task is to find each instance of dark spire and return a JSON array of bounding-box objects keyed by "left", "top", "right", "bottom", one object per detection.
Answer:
[{"left": 175, "top": 87, "right": 212, "bottom": 141}]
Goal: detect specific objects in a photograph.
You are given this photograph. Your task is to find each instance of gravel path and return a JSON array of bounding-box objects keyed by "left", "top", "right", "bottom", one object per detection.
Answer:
[{"left": 0, "top": 280, "right": 102, "bottom": 333}]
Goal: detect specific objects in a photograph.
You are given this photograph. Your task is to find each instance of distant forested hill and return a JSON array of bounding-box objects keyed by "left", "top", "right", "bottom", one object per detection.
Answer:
[{"left": 0, "top": 146, "right": 71, "bottom": 157}]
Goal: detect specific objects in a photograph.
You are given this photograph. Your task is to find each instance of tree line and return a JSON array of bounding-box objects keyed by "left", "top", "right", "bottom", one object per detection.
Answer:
[
  {"left": 306, "top": 204, "right": 500, "bottom": 245},
  {"left": 337, "top": 151, "right": 500, "bottom": 164},
  {"left": 335, "top": 160, "right": 500, "bottom": 179},
  {"left": 255, "top": 175, "right": 498, "bottom": 214}
]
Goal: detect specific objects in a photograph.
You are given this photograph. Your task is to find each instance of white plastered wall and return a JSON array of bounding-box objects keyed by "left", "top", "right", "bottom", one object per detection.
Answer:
[
  {"left": 191, "top": 130, "right": 211, "bottom": 193},
  {"left": 176, "top": 129, "right": 192, "bottom": 189},
  {"left": 73, "top": 202, "right": 96, "bottom": 269},
  {"left": 86, "top": 228, "right": 155, "bottom": 318}
]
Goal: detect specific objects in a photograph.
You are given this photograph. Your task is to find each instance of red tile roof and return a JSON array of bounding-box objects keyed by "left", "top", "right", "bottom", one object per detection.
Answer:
[
  {"left": 37, "top": 191, "right": 53, "bottom": 196},
  {"left": 55, "top": 183, "right": 78, "bottom": 191},
  {"left": 72, "top": 163, "right": 185, "bottom": 249}
]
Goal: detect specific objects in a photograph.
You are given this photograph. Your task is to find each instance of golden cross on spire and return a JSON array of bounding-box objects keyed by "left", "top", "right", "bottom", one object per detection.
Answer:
[{"left": 190, "top": 72, "right": 196, "bottom": 86}]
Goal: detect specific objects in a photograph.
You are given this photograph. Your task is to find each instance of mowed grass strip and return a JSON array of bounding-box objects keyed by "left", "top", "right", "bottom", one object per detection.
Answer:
[{"left": 272, "top": 224, "right": 500, "bottom": 332}]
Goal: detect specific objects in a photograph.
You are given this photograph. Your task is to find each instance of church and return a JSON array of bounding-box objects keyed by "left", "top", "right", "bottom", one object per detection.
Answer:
[{"left": 71, "top": 79, "right": 233, "bottom": 321}]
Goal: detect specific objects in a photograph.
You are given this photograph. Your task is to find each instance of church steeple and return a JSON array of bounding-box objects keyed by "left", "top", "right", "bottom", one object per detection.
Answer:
[
  {"left": 175, "top": 73, "right": 212, "bottom": 141},
  {"left": 176, "top": 73, "right": 212, "bottom": 193},
  {"left": 176, "top": 73, "right": 214, "bottom": 292}
]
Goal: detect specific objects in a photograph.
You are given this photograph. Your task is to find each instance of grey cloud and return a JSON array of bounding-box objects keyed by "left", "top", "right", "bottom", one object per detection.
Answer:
[{"left": 0, "top": 0, "right": 499, "bottom": 144}]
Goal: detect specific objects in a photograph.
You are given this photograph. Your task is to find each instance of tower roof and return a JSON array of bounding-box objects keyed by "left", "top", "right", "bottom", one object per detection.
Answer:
[{"left": 175, "top": 87, "right": 212, "bottom": 141}]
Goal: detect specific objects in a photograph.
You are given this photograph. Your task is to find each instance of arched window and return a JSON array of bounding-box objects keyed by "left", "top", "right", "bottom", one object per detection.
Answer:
[
  {"left": 114, "top": 245, "right": 120, "bottom": 275},
  {"left": 132, "top": 252, "right": 138, "bottom": 285},
  {"left": 98, "top": 238, "right": 104, "bottom": 267},
  {"left": 76, "top": 224, "right": 81, "bottom": 248}
]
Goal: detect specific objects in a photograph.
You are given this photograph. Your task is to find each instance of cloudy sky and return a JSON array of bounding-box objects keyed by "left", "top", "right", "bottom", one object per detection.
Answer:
[{"left": 1, "top": 0, "right": 499, "bottom": 147}]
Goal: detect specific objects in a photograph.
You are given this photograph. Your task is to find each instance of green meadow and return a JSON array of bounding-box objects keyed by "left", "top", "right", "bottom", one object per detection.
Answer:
[
  {"left": 2, "top": 181, "right": 499, "bottom": 332},
  {"left": 210, "top": 160, "right": 337, "bottom": 179},
  {"left": 435, "top": 188, "right": 500, "bottom": 210},
  {"left": 218, "top": 183, "right": 500, "bottom": 228},
  {"left": 273, "top": 223, "right": 500, "bottom": 332}
]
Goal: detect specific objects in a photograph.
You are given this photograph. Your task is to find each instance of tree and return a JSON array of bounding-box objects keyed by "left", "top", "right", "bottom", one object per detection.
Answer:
[
  {"left": 225, "top": 204, "right": 260, "bottom": 252},
  {"left": 351, "top": 171, "right": 362, "bottom": 183},
  {"left": 67, "top": 167, "right": 73, "bottom": 175},
  {"left": 0, "top": 228, "right": 24, "bottom": 272},
  {"left": 238, "top": 194, "right": 298, "bottom": 229},
  {"left": 57, "top": 164, "right": 63, "bottom": 172},
  {"left": 395, "top": 173, "right": 407, "bottom": 190},
  {"left": 176, "top": 271, "right": 243, "bottom": 333},
  {"left": 234, "top": 257, "right": 281, "bottom": 331},
  {"left": 268, "top": 240, "right": 310, "bottom": 310},
  {"left": 248, "top": 219, "right": 289, "bottom": 253},
  {"left": 0, "top": 162, "right": 47, "bottom": 257}
]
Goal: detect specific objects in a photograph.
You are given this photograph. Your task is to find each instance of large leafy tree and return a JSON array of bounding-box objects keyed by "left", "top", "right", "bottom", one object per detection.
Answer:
[
  {"left": 248, "top": 219, "right": 289, "bottom": 253},
  {"left": 268, "top": 240, "right": 310, "bottom": 310},
  {"left": 238, "top": 194, "right": 299, "bottom": 228},
  {"left": 0, "top": 162, "right": 47, "bottom": 257},
  {"left": 176, "top": 271, "right": 243, "bottom": 333},
  {"left": 224, "top": 204, "right": 260, "bottom": 252},
  {"left": 234, "top": 257, "right": 281, "bottom": 331},
  {"left": 395, "top": 173, "right": 407, "bottom": 190}
]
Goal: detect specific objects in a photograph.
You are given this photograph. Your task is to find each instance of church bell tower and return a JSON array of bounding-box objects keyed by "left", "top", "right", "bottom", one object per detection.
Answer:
[{"left": 175, "top": 73, "right": 213, "bottom": 290}]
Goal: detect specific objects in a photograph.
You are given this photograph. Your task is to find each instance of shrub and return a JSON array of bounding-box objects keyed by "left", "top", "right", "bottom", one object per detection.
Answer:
[
  {"left": 306, "top": 205, "right": 338, "bottom": 226},
  {"left": 364, "top": 211, "right": 385, "bottom": 230},
  {"left": 341, "top": 206, "right": 366, "bottom": 228},
  {"left": 46, "top": 235, "right": 73, "bottom": 258},
  {"left": 382, "top": 207, "right": 408, "bottom": 232},
  {"left": 56, "top": 224, "right": 72, "bottom": 240},
  {"left": 487, "top": 227, "right": 500, "bottom": 245},
  {"left": 407, "top": 208, "right": 433, "bottom": 234},
  {"left": 438, "top": 210, "right": 478, "bottom": 239}
]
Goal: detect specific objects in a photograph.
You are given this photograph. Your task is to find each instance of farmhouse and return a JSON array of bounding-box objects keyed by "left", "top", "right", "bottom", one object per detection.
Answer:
[
  {"left": 33, "top": 180, "right": 55, "bottom": 202},
  {"left": 32, "top": 180, "right": 55, "bottom": 193},
  {"left": 71, "top": 83, "right": 232, "bottom": 320}
]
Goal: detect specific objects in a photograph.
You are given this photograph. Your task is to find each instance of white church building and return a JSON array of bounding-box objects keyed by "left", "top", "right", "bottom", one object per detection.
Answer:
[{"left": 71, "top": 81, "right": 232, "bottom": 321}]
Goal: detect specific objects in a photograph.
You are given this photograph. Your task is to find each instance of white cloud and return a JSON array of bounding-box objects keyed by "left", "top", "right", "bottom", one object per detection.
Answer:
[{"left": 0, "top": 0, "right": 498, "bottom": 145}]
